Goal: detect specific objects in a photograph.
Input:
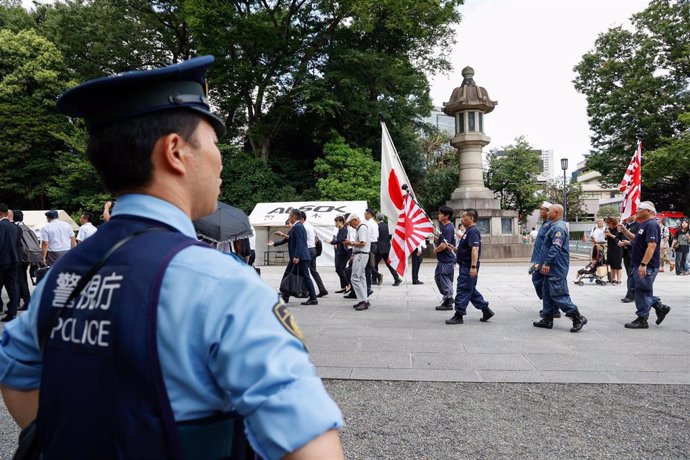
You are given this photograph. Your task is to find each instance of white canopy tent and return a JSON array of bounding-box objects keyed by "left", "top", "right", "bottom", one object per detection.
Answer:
[{"left": 249, "top": 201, "right": 368, "bottom": 267}]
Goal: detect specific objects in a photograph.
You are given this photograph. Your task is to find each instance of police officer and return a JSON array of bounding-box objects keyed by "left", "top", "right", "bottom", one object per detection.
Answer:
[
  {"left": 533, "top": 204, "right": 587, "bottom": 333},
  {"left": 618, "top": 201, "right": 671, "bottom": 329},
  {"left": 529, "top": 201, "right": 560, "bottom": 319},
  {"left": 445, "top": 208, "right": 494, "bottom": 325},
  {"left": 0, "top": 56, "right": 344, "bottom": 459}
]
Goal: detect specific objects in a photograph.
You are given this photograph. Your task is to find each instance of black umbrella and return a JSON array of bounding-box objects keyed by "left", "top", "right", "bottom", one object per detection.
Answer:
[{"left": 193, "top": 201, "right": 252, "bottom": 243}]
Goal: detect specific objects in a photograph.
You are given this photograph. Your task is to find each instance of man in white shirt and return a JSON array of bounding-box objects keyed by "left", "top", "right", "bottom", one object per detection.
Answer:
[
  {"left": 364, "top": 208, "right": 380, "bottom": 287},
  {"left": 76, "top": 212, "right": 97, "bottom": 243},
  {"left": 300, "top": 211, "right": 327, "bottom": 297},
  {"left": 40, "top": 210, "right": 76, "bottom": 266},
  {"left": 248, "top": 225, "right": 256, "bottom": 266},
  {"left": 344, "top": 214, "right": 370, "bottom": 310}
]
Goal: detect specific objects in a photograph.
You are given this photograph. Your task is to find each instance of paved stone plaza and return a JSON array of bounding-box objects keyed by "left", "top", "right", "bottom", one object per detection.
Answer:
[{"left": 267, "top": 261, "right": 689, "bottom": 385}]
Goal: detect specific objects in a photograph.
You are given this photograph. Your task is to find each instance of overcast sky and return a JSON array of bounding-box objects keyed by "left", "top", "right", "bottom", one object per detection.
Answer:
[{"left": 429, "top": 0, "right": 651, "bottom": 174}]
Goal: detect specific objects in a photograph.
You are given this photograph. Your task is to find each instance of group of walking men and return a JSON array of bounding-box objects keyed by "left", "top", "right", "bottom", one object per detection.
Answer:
[{"left": 529, "top": 200, "right": 670, "bottom": 330}]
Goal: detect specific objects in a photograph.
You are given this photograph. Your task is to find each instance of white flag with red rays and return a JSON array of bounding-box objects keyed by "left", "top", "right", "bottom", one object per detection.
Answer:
[
  {"left": 380, "top": 120, "right": 434, "bottom": 277},
  {"left": 619, "top": 141, "right": 642, "bottom": 220}
]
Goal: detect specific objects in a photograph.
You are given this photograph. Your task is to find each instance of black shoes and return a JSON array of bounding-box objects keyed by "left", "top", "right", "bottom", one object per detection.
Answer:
[
  {"left": 435, "top": 299, "right": 454, "bottom": 311},
  {"left": 1, "top": 315, "right": 16, "bottom": 322},
  {"left": 480, "top": 307, "right": 495, "bottom": 322},
  {"left": 317, "top": 291, "right": 328, "bottom": 298},
  {"left": 335, "top": 288, "right": 347, "bottom": 294},
  {"left": 445, "top": 313, "right": 464, "bottom": 325},
  {"left": 412, "top": 280, "right": 424, "bottom": 285},
  {"left": 376, "top": 274, "right": 383, "bottom": 285},
  {"left": 533, "top": 317, "right": 554, "bottom": 329},
  {"left": 281, "top": 294, "right": 289, "bottom": 303},
  {"left": 625, "top": 316, "right": 649, "bottom": 329},
  {"left": 344, "top": 292, "right": 357, "bottom": 299},
  {"left": 354, "top": 301, "right": 370, "bottom": 311},
  {"left": 570, "top": 312, "right": 587, "bottom": 333},
  {"left": 301, "top": 299, "right": 318, "bottom": 305},
  {"left": 621, "top": 297, "right": 634, "bottom": 303},
  {"left": 393, "top": 279, "right": 402, "bottom": 286},
  {"left": 368, "top": 290, "right": 374, "bottom": 296},
  {"left": 654, "top": 304, "right": 671, "bottom": 325}
]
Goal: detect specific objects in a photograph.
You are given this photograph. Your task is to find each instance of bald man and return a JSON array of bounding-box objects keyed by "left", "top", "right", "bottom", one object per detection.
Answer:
[{"left": 533, "top": 204, "right": 587, "bottom": 333}]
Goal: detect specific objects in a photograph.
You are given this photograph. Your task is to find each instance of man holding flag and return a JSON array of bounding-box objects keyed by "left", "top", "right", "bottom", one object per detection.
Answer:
[
  {"left": 379, "top": 119, "right": 435, "bottom": 281},
  {"left": 434, "top": 206, "right": 457, "bottom": 311}
]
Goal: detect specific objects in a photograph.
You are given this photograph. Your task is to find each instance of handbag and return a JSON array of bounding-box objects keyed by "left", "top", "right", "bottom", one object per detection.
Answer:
[
  {"left": 315, "top": 236, "right": 323, "bottom": 257},
  {"left": 280, "top": 264, "right": 304, "bottom": 297}
]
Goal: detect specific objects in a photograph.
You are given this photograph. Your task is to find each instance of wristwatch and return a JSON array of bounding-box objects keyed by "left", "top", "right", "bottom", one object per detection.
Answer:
[
  {"left": 471, "top": 265, "right": 477, "bottom": 269},
  {"left": 640, "top": 263, "right": 647, "bottom": 267}
]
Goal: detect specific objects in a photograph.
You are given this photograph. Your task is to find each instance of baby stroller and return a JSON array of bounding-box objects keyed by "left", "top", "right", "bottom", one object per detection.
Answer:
[{"left": 574, "top": 243, "right": 610, "bottom": 286}]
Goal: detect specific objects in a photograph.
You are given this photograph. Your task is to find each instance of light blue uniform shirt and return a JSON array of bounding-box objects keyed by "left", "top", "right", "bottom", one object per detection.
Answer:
[{"left": 0, "top": 194, "right": 343, "bottom": 460}]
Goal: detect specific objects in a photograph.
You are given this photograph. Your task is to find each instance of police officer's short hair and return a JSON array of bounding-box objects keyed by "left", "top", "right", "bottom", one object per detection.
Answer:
[
  {"left": 86, "top": 109, "right": 202, "bottom": 194},
  {"left": 82, "top": 212, "right": 94, "bottom": 222},
  {"left": 463, "top": 208, "right": 478, "bottom": 222},
  {"left": 438, "top": 206, "right": 453, "bottom": 220}
]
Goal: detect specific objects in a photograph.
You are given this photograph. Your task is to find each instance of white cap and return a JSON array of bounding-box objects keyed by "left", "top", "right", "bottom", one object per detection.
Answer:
[
  {"left": 345, "top": 213, "right": 360, "bottom": 224},
  {"left": 638, "top": 201, "right": 656, "bottom": 213},
  {"left": 540, "top": 201, "right": 553, "bottom": 209}
]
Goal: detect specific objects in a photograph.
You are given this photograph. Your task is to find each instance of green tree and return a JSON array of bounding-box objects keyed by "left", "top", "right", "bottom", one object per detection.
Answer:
[
  {"left": 485, "top": 137, "right": 543, "bottom": 223},
  {"left": 0, "top": 0, "right": 34, "bottom": 31},
  {"left": 597, "top": 205, "right": 620, "bottom": 219},
  {"left": 543, "top": 179, "right": 586, "bottom": 221},
  {"left": 643, "top": 112, "right": 690, "bottom": 215},
  {"left": 415, "top": 127, "right": 457, "bottom": 212},
  {"left": 185, "top": 0, "right": 463, "bottom": 163},
  {"left": 0, "top": 28, "right": 79, "bottom": 209},
  {"left": 218, "top": 146, "right": 298, "bottom": 214},
  {"left": 314, "top": 136, "right": 380, "bottom": 205},
  {"left": 573, "top": 0, "right": 690, "bottom": 209}
]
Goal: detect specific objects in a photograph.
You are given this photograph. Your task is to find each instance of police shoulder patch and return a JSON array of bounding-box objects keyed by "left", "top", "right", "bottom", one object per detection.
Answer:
[
  {"left": 273, "top": 300, "right": 306, "bottom": 346},
  {"left": 555, "top": 231, "right": 562, "bottom": 237}
]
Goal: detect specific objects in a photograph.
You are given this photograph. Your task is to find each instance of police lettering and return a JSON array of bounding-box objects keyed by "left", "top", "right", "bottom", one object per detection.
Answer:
[{"left": 50, "top": 317, "right": 111, "bottom": 347}]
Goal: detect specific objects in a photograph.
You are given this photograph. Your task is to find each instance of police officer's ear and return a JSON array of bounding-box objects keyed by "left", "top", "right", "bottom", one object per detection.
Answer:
[{"left": 153, "top": 132, "right": 196, "bottom": 176}]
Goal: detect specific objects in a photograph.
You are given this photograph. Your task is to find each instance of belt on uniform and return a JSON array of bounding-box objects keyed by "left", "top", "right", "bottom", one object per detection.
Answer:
[{"left": 353, "top": 252, "right": 369, "bottom": 254}]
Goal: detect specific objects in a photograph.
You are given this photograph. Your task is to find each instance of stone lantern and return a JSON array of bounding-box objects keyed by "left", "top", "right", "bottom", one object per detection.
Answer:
[{"left": 442, "top": 66, "right": 532, "bottom": 258}]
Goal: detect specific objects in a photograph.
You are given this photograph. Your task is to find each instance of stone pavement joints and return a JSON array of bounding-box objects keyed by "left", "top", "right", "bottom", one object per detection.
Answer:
[{"left": 263, "top": 261, "right": 690, "bottom": 385}]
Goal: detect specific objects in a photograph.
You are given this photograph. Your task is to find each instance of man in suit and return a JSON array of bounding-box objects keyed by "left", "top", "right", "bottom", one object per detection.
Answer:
[
  {"left": 286, "top": 209, "right": 317, "bottom": 305},
  {"left": 0, "top": 203, "right": 20, "bottom": 321}
]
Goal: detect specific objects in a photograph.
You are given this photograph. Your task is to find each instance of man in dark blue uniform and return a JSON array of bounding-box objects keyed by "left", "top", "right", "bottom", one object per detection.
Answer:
[
  {"left": 0, "top": 56, "right": 343, "bottom": 459},
  {"left": 533, "top": 204, "right": 587, "bottom": 333},
  {"left": 529, "top": 201, "right": 560, "bottom": 319},
  {"left": 618, "top": 201, "right": 671, "bottom": 329},
  {"left": 445, "top": 208, "right": 494, "bottom": 325},
  {"left": 434, "top": 205, "right": 457, "bottom": 311}
]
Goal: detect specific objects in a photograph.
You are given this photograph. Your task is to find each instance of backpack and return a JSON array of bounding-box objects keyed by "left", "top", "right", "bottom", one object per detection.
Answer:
[{"left": 18, "top": 223, "right": 42, "bottom": 264}]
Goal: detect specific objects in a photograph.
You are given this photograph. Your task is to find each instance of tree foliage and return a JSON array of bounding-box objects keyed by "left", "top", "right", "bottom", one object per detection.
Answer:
[
  {"left": 573, "top": 0, "right": 690, "bottom": 210},
  {"left": 485, "top": 136, "right": 543, "bottom": 223},
  {"left": 415, "top": 127, "right": 458, "bottom": 212},
  {"left": 0, "top": 28, "right": 79, "bottom": 209},
  {"left": 314, "top": 136, "right": 380, "bottom": 206},
  {"left": 643, "top": 112, "right": 690, "bottom": 215}
]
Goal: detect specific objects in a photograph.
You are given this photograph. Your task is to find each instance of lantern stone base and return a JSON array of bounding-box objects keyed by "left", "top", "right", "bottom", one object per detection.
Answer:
[{"left": 446, "top": 195, "right": 533, "bottom": 260}]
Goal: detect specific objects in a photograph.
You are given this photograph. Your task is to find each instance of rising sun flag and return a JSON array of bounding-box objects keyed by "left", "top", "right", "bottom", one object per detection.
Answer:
[
  {"left": 619, "top": 140, "right": 642, "bottom": 220},
  {"left": 379, "top": 120, "right": 434, "bottom": 277}
]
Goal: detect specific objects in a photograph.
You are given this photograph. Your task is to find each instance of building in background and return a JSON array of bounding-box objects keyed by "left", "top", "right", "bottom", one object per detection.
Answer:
[
  {"left": 572, "top": 160, "right": 621, "bottom": 219},
  {"left": 422, "top": 107, "right": 455, "bottom": 136}
]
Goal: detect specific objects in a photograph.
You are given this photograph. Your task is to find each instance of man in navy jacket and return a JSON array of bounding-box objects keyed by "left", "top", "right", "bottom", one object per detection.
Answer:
[{"left": 286, "top": 209, "right": 317, "bottom": 305}]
